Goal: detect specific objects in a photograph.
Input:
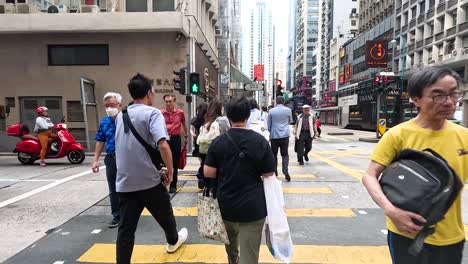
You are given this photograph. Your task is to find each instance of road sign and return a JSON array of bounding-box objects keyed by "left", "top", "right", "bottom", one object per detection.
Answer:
[
  {"left": 377, "top": 118, "right": 387, "bottom": 138},
  {"left": 244, "top": 83, "right": 264, "bottom": 91}
]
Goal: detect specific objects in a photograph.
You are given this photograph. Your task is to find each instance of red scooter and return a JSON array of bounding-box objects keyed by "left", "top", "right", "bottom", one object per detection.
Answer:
[{"left": 7, "top": 120, "right": 85, "bottom": 165}]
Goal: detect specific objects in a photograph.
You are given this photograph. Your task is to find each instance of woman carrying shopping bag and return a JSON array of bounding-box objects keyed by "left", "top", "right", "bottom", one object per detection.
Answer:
[{"left": 203, "top": 97, "right": 276, "bottom": 264}]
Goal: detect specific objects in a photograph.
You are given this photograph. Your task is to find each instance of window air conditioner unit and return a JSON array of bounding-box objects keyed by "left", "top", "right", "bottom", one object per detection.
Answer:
[
  {"left": 16, "top": 3, "right": 39, "bottom": 13},
  {"left": 451, "top": 50, "right": 458, "bottom": 57},
  {"left": 80, "top": 5, "right": 99, "bottom": 12},
  {"left": 464, "top": 47, "right": 468, "bottom": 54},
  {"left": 0, "top": 3, "right": 15, "bottom": 13},
  {"left": 48, "top": 4, "right": 69, "bottom": 13},
  {"left": 215, "top": 28, "right": 222, "bottom": 37}
]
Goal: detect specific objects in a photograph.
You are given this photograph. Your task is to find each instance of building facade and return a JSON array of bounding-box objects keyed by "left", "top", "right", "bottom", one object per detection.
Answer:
[
  {"left": 393, "top": 0, "right": 468, "bottom": 127},
  {"left": 240, "top": 0, "right": 273, "bottom": 106},
  {"left": 359, "top": 0, "right": 395, "bottom": 33},
  {"left": 0, "top": 0, "right": 219, "bottom": 151},
  {"left": 286, "top": 0, "right": 297, "bottom": 91}
]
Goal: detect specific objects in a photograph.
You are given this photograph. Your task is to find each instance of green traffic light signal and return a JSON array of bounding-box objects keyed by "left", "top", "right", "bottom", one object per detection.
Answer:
[{"left": 189, "top": 73, "right": 200, "bottom": 94}]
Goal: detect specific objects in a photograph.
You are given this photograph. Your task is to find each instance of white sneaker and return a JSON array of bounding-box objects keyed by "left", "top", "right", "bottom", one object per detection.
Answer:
[{"left": 166, "top": 227, "right": 188, "bottom": 253}]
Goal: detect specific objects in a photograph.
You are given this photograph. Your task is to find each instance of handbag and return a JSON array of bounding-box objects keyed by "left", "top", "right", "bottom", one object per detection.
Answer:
[
  {"left": 122, "top": 107, "right": 164, "bottom": 170},
  {"left": 197, "top": 188, "right": 230, "bottom": 244},
  {"left": 197, "top": 121, "right": 221, "bottom": 154},
  {"left": 379, "top": 148, "right": 462, "bottom": 256},
  {"left": 179, "top": 143, "right": 187, "bottom": 169}
]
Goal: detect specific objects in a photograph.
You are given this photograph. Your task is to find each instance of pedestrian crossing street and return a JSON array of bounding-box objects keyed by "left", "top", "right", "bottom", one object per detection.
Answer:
[{"left": 75, "top": 148, "right": 396, "bottom": 264}]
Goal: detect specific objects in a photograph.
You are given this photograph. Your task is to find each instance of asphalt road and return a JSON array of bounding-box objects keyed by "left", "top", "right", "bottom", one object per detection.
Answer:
[{"left": 0, "top": 126, "right": 467, "bottom": 264}]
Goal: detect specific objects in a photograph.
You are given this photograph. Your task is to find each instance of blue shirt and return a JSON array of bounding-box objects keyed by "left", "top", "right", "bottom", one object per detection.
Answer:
[
  {"left": 96, "top": 116, "right": 116, "bottom": 155},
  {"left": 115, "top": 104, "right": 169, "bottom": 193},
  {"left": 267, "top": 104, "right": 292, "bottom": 139}
]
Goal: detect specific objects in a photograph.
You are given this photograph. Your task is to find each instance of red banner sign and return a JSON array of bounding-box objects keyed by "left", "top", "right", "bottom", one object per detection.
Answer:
[{"left": 254, "top": 65, "right": 264, "bottom": 81}]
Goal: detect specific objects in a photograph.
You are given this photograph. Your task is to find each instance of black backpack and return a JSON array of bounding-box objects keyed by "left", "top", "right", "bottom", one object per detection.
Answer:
[{"left": 379, "top": 148, "right": 463, "bottom": 256}]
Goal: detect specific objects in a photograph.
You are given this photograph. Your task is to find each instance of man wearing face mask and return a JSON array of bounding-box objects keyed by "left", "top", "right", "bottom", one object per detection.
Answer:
[{"left": 92, "top": 92, "right": 123, "bottom": 228}]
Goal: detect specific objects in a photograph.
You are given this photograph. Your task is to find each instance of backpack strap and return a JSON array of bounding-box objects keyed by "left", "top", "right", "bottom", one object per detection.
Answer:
[{"left": 225, "top": 131, "right": 246, "bottom": 160}]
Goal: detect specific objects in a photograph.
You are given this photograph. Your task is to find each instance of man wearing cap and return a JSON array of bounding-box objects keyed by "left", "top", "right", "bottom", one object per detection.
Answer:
[{"left": 294, "top": 104, "right": 317, "bottom": 165}]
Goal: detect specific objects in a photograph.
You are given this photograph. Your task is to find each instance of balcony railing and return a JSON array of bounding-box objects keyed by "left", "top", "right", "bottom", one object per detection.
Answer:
[
  {"left": 425, "top": 36, "right": 433, "bottom": 45},
  {"left": 459, "top": 20, "right": 468, "bottom": 32},
  {"left": 427, "top": 8, "right": 434, "bottom": 18},
  {"left": 418, "top": 15, "right": 425, "bottom": 24},
  {"left": 403, "top": 2, "right": 409, "bottom": 9},
  {"left": 396, "top": 6, "right": 402, "bottom": 14},
  {"left": 437, "top": 2, "right": 446, "bottom": 13},
  {"left": 416, "top": 40, "right": 424, "bottom": 49},
  {"left": 446, "top": 26, "right": 456, "bottom": 37},
  {"left": 408, "top": 43, "right": 415, "bottom": 52},
  {"left": 402, "top": 25, "right": 408, "bottom": 32},
  {"left": 448, "top": 0, "right": 457, "bottom": 8},
  {"left": 410, "top": 18, "right": 416, "bottom": 28},
  {"left": 411, "top": 0, "right": 417, "bottom": 4},
  {"left": 435, "top": 31, "right": 444, "bottom": 41},
  {"left": 395, "top": 28, "right": 401, "bottom": 36}
]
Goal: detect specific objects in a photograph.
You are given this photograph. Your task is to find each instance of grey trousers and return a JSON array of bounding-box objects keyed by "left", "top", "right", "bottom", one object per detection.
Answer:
[{"left": 224, "top": 218, "right": 265, "bottom": 264}]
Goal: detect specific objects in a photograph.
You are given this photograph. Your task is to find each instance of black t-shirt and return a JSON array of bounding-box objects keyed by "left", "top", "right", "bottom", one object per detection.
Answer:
[{"left": 205, "top": 128, "right": 276, "bottom": 222}]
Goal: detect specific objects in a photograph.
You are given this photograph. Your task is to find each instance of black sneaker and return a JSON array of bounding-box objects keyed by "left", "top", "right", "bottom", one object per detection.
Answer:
[
  {"left": 109, "top": 218, "right": 120, "bottom": 228},
  {"left": 284, "top": 173, "right": 291, "bottom": 182},
  {"left": 299, "top": 161, "right": 304, "bottom": 165},
  {"left": 169, "top": 187, "right": 177, "bottom": 193},
  {"left": 304, "top": 155, "right": 309, "bottom": 162}
]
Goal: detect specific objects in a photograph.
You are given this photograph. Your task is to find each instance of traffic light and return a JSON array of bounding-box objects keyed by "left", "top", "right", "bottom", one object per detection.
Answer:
[
  {"left": 173, "top": 68, "right": 186, "bottom": 95},
  {"left": 276, "top": 79, "right": 283, "bottom": 97},
  {"left": 189, "top": 73, "right": 200, "bottom": 94}
]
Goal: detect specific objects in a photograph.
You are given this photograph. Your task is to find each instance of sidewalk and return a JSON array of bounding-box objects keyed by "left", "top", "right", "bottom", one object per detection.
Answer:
[{"left": 320, "top": 125, "right": 380, "bottom": 142}]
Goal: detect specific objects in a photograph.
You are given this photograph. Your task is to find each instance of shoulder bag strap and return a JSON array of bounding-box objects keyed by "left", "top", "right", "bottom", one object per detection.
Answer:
[
  {"left": 225, "top": 131, "right": 246, "bottom": 160},
  {"left": 122, "top": 107, "right": 163, "bottom": 170}
]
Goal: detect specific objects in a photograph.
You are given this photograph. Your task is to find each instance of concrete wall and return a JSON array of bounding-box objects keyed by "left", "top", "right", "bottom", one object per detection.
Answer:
[{"left": 0, "top": 32, "right": 189, "bottom": 151}]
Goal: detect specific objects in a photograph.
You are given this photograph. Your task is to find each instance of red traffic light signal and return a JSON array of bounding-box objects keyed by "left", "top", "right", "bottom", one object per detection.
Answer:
[
  {"left": 383, "top": 77, "right": 390, "bottom": 82},
  {"left": 276, "top": 80, "right": 282, "bottom": 86},
  {"left": 374, "top": 76, "right": 382, "bottom": 83}
]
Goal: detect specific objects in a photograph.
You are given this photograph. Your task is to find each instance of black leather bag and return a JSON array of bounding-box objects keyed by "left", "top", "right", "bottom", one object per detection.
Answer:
[
  {"left": 379, "top": 148, "right": 462, "bottom": 256},
  {"left": 122, "top": 107, "right": 165, "bottom": 170}
]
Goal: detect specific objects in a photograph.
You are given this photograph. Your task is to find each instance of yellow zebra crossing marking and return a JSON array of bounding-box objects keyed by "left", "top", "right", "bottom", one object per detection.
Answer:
[
  {"left": 78, "top": 244, "right": 391, "bottom": 263},
  {"left": 141, "top": 207, "right": 355, "bottom": 217},
  {"left": 178, "top": 186, "right": 332, "bottom": 194}
]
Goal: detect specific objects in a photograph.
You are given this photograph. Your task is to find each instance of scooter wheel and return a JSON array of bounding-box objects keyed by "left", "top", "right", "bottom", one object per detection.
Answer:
[
  {"left": 68, "top": 150, "right": 85, "bottom": 164},
  {"left": 18, "top": 152, "right": 35, "bottom": 165}
]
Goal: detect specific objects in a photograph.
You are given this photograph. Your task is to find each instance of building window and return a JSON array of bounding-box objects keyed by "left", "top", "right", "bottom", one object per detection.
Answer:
[
  {"left": 351, "top": 20, "right": 357, "bottom": 26},
  {"left": 351, "top": 8, "right": 357, "bottom": 14},
  {"left": 5, "top": 97, "right": 15, "bottom": 108},
  {"left": 153, "top": 0, "right": 174, "bottom": 11},
  {"left": 67, "top": 101, "right": 84, "bottom": 122},
  {"left": 48, "top": 45, "right": 109, "bottom": 66},
  {"left": 126, "top": 0, "right": 147, "bottom": 12}
]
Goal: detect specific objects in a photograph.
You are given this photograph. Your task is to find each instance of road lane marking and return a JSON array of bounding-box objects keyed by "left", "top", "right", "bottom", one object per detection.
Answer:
[
  {"left": 0, "top": 166, "right": 105, "bottom": 209},
  {"left": 178, "top": 186, "right": 332, "bottom": 194},
  {"left": 142, "top": 207, "right": 355, "bottom": 217},
  {"left": 322, "top": 135, "right": 351, "bottom": 142},
  {"left": 381, "top": 230, "right": 389, "bottom": 235},
  {"left": 179, "top": 173, "right": 316, "bottom": 181},
  {"left": 52, "top": 261, "right": 65, "bottom": 264},
  {"left": 308, "top": 152, "right": 363, "bottom": 181},
  {"left": 358, "top": 210, "right": 368, "bottom": 215},
  {"left": 0, "top": 179, "right": 57, "bottom": 182},
  {"left": 78, "top": 244, "right": 391, "bottom": 263},
  {"left": 91, "top": 229, "right": 102, "bottom": 234},
  {"left": 327, "top": 150, "right": 369, "bottom": 159}
]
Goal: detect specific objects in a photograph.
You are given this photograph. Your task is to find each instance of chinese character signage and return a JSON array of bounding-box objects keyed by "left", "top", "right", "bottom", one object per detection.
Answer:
[
  {"left": 339, "top": 48, "right": 345, "bottom": 58},
  {"left": 366, "top": 41, "right": 388, "bottom": 68},
  {"left": 344, "top": 64, "right": 352, "bottom": 82},
  {"left": 254, "top": 65, "right": 265, "bottom": 81}
]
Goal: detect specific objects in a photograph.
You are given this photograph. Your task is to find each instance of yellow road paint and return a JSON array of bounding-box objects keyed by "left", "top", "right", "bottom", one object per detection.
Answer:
[
  {"left": 78, "top": 244, "right": 390, "bottom": 263},
  {"left": 179, "top": 173, "right": 315, "bottom": 181},
  {"left": 277, "top": 174, "right": 316, "bottom": 179},
  {"left": 142, "top": 207, "right": 354, "bottom": 217},
  {"left": 308, "top": 152, "right": 363, "bottom": 181},
  {"left": 327, "top": 150, "right": 369, "bottom": 159},
  {"left": 322, "top": 135, "right": 350, "bottom": 142},
  {"left": 178, "top": 186, "right": 332, "bottom": 194}
]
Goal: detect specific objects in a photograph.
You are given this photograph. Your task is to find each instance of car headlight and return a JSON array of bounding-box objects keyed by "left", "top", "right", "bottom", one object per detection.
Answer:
[{"left": 62, "top": 124, "right": 67, "bottom": 129}]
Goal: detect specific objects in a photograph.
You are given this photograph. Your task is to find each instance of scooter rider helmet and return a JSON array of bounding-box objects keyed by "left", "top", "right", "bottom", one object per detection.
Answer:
[{"left": 35, "top": 106, "right": 48, "bottom": 116}]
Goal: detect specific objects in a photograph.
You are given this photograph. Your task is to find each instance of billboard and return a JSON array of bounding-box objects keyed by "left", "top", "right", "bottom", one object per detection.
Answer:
[
  {"left": 344, "top": 64, "right": 352, "bottom": 82},
  {"left": 366, "top": 41, "right": 388, "bottom": 68},
  {"left": 253, "top": 65, "right": 264, "bottom": 81}
]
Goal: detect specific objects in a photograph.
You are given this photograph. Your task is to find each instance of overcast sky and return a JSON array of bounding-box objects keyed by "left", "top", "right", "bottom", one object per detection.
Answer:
[{"left": 272, "top": 0, "right": 290, "bottom": 57}]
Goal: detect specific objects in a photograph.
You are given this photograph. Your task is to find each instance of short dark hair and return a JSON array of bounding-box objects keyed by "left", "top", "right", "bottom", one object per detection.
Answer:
[
  {"left": 249, "top": 99, "right": 259, "bottom": 110},
  {"left": 163, "top": 94, "right": 176, "bottom": 101},
  {"left": 226, "top": 97, "right": 251, "bottom": 123},
  {"left": 408, "top": 66, "right": 462, "bottom": 98},
  {"left": 128, "top": 73, "right": 153, "bottom": 100},
  {"left": 261, "top": 106, "right": 267, "bottom": 112},
  {"left": 276, "top": 96, "right": 285, "bottom": 105}
]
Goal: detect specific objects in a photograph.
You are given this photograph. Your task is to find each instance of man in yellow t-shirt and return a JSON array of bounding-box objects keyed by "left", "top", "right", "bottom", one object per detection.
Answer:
[{"left": 363, "top": 66, "right": 468, "bottom": 264}]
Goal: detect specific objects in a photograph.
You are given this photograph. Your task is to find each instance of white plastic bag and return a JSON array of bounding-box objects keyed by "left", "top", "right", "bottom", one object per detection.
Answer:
[{"left": 263, "top": 176, "right": 293, "bottom": 263}]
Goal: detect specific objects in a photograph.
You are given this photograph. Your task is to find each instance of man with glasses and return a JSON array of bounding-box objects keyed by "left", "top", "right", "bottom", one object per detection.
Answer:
[
  {"left": 161, "top": 94, "right": 188, "bottom": 193},
  {"left": 362, "top": 66, "right": 467, "bottom": 264}
]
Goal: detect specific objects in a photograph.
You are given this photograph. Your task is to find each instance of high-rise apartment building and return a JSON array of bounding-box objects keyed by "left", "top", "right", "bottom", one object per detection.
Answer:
[
  {"left": 295, "top": 0, "right": 319, "bottom": 80},
  {"left": 359, "top": 0, "right": 395, "bottom": 33},
  {"left": 317, "top": 0, "right": 359, "bottom": 108},
  {"left": 241, "top": 0, "right": 274, "bottom": 104},
  {"left": 286, "top": 0, "right": 298, "bottom": 91}
]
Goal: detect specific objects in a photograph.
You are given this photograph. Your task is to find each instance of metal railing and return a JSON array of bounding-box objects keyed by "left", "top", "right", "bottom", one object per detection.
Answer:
[{"left": 446, "top": 26, "right": 456, "bottom": 37}]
